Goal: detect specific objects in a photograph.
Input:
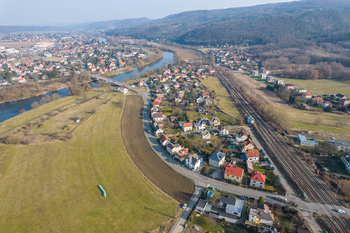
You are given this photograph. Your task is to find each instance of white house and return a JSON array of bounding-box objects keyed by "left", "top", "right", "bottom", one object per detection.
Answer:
[
  {"left": 209, "top": 117, "right": 220, "bottom": 127},
  {"left": 236, "top": 130, "right": 248, "bottom": 142},
  {"left": 274, "top": 79, "right": 284, "bottom": 86},
  {"left": 185, "top": 153, "right": 202, "bottom": 170},
  {"left": 247, "top": 116, "right": 255, "bottom": 124},
  {"left": 181, "top": 122, "right": 193, "bottom": 132},
  {"left": 249, "top": 204, "right": 274, "bottom": 226},
  {"left": 154, "top": 125, "right": 164, "bottom": 135},
  {"left": 200, "top": 130, "right": 211, "bottom": 140},
  {"left": 218, "top": 126, "right": 229, "bottom": 135},
  {"left": 250, "top": 171, "right": 266, "bottom": 189},
  {"left": 220, "top": 195, "right": 244, "bottom": 217},
  {"left": 245, "top": 149, "right": 260, "bottom": 162},
  {"left": 159, "top": 134, "right": 171, "bottom": 146},
  {"left": 194, "top": 119, "right": 206, "bottom": 131},
  {"left": 332, "top": 140, "right": 350, "bottom": 152},
  {"left": 118, "top": 86, "right": 128, "bottom": 94},
  {"left": 297, "top": 134, "right": 318, "bottom": 147},
  {"left": 259, "top": 73, "right": 267, "bottom": 79}
]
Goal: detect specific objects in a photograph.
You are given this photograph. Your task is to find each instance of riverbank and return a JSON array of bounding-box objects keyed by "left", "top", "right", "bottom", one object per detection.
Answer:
[{"left": 101, "top": 48, "right": 163, "bottom": 78}]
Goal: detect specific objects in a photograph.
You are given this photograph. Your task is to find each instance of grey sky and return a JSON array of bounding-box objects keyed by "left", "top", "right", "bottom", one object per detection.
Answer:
[{"left": 0, "top": 0, "right": 297, "bottom": 26}]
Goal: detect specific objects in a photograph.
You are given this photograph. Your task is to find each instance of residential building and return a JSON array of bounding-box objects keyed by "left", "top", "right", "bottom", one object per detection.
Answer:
[
  {"left": 185, "top": 153, "right": 202, "bottom": 170},
  {"left": 200, "top": 130, "right": 211, "bottom": 140},
  {"left": 284, "top": 84, "right": 295, "bottom": 90},
  {"left": 248, "top": 204, "right": 274, "bottom": 226},
  {"left": 295, "top": 88, "right": 307, "bottom": 93},
  {"left": 236, "top": 130, "right": 248, "bottom": 142},
  {"left": 274, "top": 79, "right": 284, "bottom": 86},
  {"left": 322, "top": 101, "right": 332, "bottom": 108},
  {"left": 194, "top": 119, "right": 206, "bottom": 131},
  {"left": 152, "top": 112, "right": 165, "bottom": 122},
  {"left": 203, "top": 91, "right": 210, "bottom": 98},
  {"left": 245, "top": 149, "right": 260, "bottom": 162},
  {"left": 209, "top": 117, "right": 220, "bottom": 126},
  {"left": 195, "top": 200, "right": 208, "bottom": 213},
  {"left": 340, "top": 99, "right": 350, "bottom": 107},
  {"left": 166, "top": 143, "right": 183, "bottom": 155},
  {"left": 312, "top": 97, "right": 324, "bottom": 104},
  {"left": 332, "top": 93, "right": 347, "bottom": 100},
  {"left": 297, "top": 134, "right": 318, "bottom": 147},
  {"left": 209, "top": 151, "right": 226, "bottom": 168},
  {"left": 224, "top": 164, "right": 244, "bottom": 183},
  {"left": 218, "top": 213, "right": 237, "bottom": 223},
  {"left": 250, "top": 171, "right": 266, "bottom": 189},
  {"left": 332, "top": 140, "right": 350, "bottom": 152},
  {"left": 266, "top": 76, "right": 275, "bottom": 82},
  {"left": 303, "top": 92, "right": 312, "bottom": 99},
  {"left": 241, "top": 138, "right": 255, "bottom": 152},
  {"left": 159, "top": 134, "right": 171, "bottom": 146},
  {"left": 219, "top": 195, "right": 244, "bottom": 217},
  {"left": 154, "top": 125, "right": 164, "bottom": 135},
  {"left": 181, "top": 122, "right": 193, "bottom": 132},
  {"left": 117, "top": 86, "right": 128, "bottom": 94},
  {"left": 341, "top": 153, "right": 350, "bottom": 173},
  {"left": 174, "top": 149, "right": 189, "bottom": 161},
  {"left": 218, "top": 125, "right": 229, "bottom": 135},
  {"left": 251, "top": 70, "right": 259, "bottom": 76},
  {"left": 259, "top": 73, "right": 267, "bottom": 79}
]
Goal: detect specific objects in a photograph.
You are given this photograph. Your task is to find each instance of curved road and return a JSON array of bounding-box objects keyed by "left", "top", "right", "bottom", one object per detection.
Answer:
[{"left": 92, "top": 74, "right": 349, "bottom": 233}]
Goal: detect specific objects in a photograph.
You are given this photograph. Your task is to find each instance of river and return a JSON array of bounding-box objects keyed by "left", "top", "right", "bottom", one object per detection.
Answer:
[{"left": 0, "top": 51, "right": 174, "bottom": 123}]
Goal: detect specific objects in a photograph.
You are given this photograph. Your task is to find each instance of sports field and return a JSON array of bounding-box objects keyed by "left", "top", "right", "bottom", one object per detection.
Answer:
[{"left": 0, "top": 93, "right": 178, "bottom": 232}]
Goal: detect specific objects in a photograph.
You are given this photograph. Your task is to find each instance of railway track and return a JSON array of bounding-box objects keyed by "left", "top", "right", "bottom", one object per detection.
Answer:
[{"left": 197, "top": 52, "right": 350, "bottom": 232}]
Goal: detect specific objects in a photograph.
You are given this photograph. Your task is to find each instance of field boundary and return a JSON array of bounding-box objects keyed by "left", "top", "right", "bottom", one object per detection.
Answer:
[
  {"left": 121, "top": 95, "right": 194, "bottom": 203},
  {"left": 120, "top": 96, "right": 180, "bottom": 204}
]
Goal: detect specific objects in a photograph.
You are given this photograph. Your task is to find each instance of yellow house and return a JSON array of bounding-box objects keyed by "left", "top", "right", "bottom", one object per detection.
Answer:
[{"left": 224, "top": 164, "right": 244, "bottom": 184}]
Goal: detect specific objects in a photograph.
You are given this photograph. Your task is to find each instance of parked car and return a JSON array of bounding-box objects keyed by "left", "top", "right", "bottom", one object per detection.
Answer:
[
  {"left": 337, "top": 209, "right": 345, "bottom": 213},
  {"left": 182, "top": 204, "right": 187, "bottom": 209}
]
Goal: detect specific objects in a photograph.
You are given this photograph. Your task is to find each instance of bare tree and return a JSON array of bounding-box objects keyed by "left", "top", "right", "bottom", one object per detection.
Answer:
[
  {"left": 31, "top": 101, "right": 40, "bottom": 109},
  {"left": 19, "top": 109, "right": 26, "bottom": 114}
]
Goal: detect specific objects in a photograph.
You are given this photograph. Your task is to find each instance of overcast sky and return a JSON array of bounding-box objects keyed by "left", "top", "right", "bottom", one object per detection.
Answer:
[{"left": 0, "top": 0, "right": 297, "bottom": 26}]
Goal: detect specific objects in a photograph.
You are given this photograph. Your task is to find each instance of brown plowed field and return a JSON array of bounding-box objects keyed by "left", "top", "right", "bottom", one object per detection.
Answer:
[{"left": 121, "top": 95, "right": 195, "bottom": 203}]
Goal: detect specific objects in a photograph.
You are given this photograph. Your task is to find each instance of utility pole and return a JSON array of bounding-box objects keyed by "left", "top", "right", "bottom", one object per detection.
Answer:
[{"left": 335, "top": 180, "right": 342, "bottom": 197}]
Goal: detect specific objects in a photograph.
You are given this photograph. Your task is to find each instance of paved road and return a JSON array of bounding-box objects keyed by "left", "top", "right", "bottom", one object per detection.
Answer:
[{"left": 91, "top": 74, "right": 349, "bottom": 233}]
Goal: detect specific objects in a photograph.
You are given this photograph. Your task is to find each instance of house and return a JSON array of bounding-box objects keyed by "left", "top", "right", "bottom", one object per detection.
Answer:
[
  {"left": 220, "top": 195, "right": 244, "bottom": 217},
  {"left": 245, "top": 149, "right": 260, "bottom": 162},
  {"left": 195, "top": 200, "right": 208, "bottom": 213},
  {"left": 194, "top": 119, "right": 206, "bottom": 131},
  {"left": 247, "top": 116, "right": 255, "bottom": 124},
  {"left": 204, "top": 98, "right": 213, "bottom": 106},
  {"left": 284, "top": 84, "right": 295, "bottom": 90},
  {"left": 312, "top": 97, "right": 324, "bottom": 104},
  {"left": 170, "top": 116, "right": 178, "bottom": 122},
  {"left": 246, "top": 160, "right": 253, "bottom": 174},
  {"left": 303, "top": 92, "right": 312, "bottom": 99},
  {"left": 322, "top": 101, "right": 332, "bottom": 108},
  {"left": 241, "top": 139, "right": 255, "bottom": 152},
  {"left": 332, "top": 140, "right": 350, "bottom": 152},
  {"left": 236, "top": 130, "right": 248, "bottom": 142},
  {"left": 261, "top": 227, "right": 280, "bottom": 233},
  {"left": 200, "top": 130, "right": 211, "bottom": 140},
  {"left": 333, "top": 93, "right": 347, "bottom": 100},
  {"left": 340, "top": 99, "right": 350, "bottom": 107},
  {"left": 274, "top": 79, "right": 284, "bottom": 86},
  {"left": 218, "top": 213, "right": 237, "bottom": 223},
  {"left": 0, "top": 79, "right": 9, "bottom": 85},
  {"left": 250, "top": 171, "right": 266, "bottom": 189},
  {"left": 224, "top": 163, "right": 244, "bottom": 183},
  {"left": 251, "top": 70, "right": 259, "bottom": 76},
  {"left": 117, "top": 87, "right": 128, "bottom": 94},
  {"left": 166, "top": 143, "right": 183, "bottom": 155},
  {"left": 295, "top": 88, "right": 307, "bottom": 93},
  {"left": 181, "top": 122, "right": 193, "bottom": 132},
  {"left": 218, "top": 126, "right": 229, "bottom": 135},
  {"left": 174, "top": 149, "right": 189, "bottom": 161},
  {"left": 185, "top": 153, "right": 202, "bottom": 170},
  {"left": 154, "top": 125, "right": 164, "bottom": 135},
  {"left": 203, "top": 91, "right": 210, "bottom": 98},
  {"left": 259, "top": 73, "right": 267, "bottom": 79},
  {"left": 159, "top": 134, "right": 171, "bottom": 146},
  {"left": 209, "top": 151, "right": 226, "bottom": 168},
  {"left": 196, "top": 96, "right": 204, "bottom": 104},
  {"left": 297, "top": 134, "right": 318, "bottom": 147},
  {"left": 209, "top": 117, "right": 220, "bottom": 126},
  {"left": 248, "top": 204, "right": 274, "bottom": 226},
  {"left": 18, "top": 77, "right": 26, "bottom": 83},
  {"left": 266, "top": 76, "right": 275, "bottom": 82},
  {"left": 341, "top": 153, "right": 350, "bottom": 174},
  {"left": 152, "top": 112, "right": 166, "bottom": 122}
]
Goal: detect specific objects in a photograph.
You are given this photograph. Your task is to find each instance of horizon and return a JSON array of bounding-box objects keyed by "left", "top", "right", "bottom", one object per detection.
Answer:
[{"left": 0, "top": 0, "right": 298, "bottom": 26}]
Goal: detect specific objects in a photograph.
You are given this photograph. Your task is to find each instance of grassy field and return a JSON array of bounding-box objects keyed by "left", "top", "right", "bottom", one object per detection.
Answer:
[
  {"left": 186, "top": 215, "right": 247, "bottom": 233},
  {"left": 280, "top": 78, "right": 350, "bottom": 97},
  {"left": 201, "top": 77, "right": 241, "bottom": 119},
  {"left": 121, "top": 95, "right": 195, "bottom": 204},
  {"left": 0, "top": 88, "right": 108, "bottom": 135},
  {"left": 313, "top": 49, "right": 342, "bottom": 58},
  {"left": 44, "top": 56, "right": 66, "bottom": 62},
  {"left": 0, "top": 93, "right": 179, "bottom": 232}
]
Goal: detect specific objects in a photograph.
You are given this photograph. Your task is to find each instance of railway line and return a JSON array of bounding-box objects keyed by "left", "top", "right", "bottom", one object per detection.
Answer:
[{"left": 199, "top": 53, "right": 350, "bottom": 232}]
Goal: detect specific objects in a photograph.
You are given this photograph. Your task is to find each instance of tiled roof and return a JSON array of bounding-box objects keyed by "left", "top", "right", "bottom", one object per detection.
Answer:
[{"left": 225, "top": 164, "right": 244, "bottom": 177}]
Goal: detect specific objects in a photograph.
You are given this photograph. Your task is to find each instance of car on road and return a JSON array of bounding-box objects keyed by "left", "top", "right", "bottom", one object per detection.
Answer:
[
  {"left": 337, "top": 209, "right": 345, "bottom": 213},
  {"left": 182, "top": 204, "right": 187, "bottom": 209},
  {"left": 145, "top": 129, "right": 148, "bottom": 133}
]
